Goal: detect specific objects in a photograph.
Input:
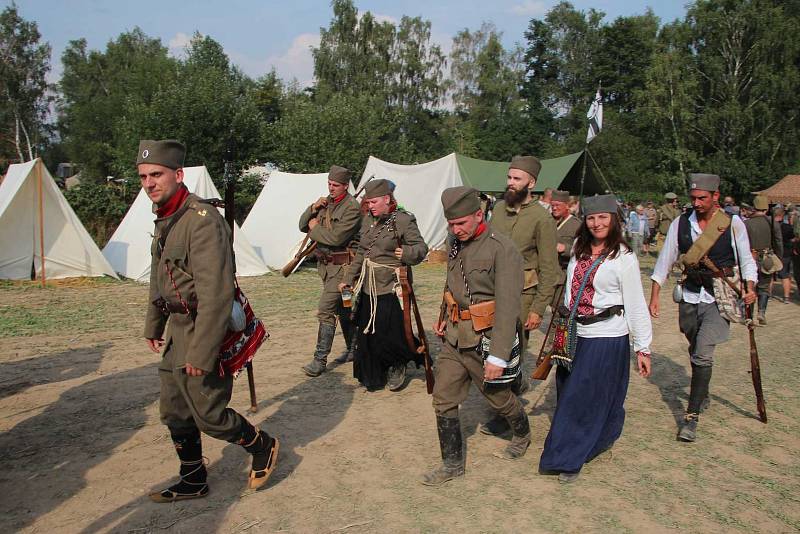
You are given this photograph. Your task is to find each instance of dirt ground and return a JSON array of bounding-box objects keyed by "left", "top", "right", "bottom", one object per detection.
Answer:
[{"left": 1, "top": 261, "right": 799, "bottom": 534}]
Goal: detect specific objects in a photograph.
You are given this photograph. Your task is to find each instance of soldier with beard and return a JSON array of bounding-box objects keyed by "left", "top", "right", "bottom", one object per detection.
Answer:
[{"left": 480, "top": 155, "right": 560, "bottom": 437}]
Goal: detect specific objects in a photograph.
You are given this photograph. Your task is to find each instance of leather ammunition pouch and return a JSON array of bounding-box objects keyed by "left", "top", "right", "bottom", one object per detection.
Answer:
[{"left": 444, "top": 290, "right": 495, "bottom": 332}]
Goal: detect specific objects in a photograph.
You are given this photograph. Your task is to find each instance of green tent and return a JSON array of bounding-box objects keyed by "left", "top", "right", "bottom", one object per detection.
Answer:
[{"left": 455, "top": 151, "right": 604, "bottom": 196}]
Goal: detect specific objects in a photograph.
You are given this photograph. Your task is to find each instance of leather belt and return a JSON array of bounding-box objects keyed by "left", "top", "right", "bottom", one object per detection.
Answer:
[
  {"left": 316, "top": 250, "right": 351, "bottom": 265},
  {"left": 153, "top": 297, "right": 197, "bottom": 315},
  {"left": 575, "top": 305, "right": 624, "bottom": 325}
]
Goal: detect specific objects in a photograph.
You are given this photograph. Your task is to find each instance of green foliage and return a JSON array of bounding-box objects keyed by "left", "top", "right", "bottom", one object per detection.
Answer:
[
  {"left": 58, "top": 28, "right": 176, "bottom": 181},
  {"left": 64, "top": 179, "right": 135, "bottom": 246},
  {"left": 0, "top": 4, "right": 52, "bottom": 168},
  {"left": 19, "top": 0, "right": 800, "bottom": 241},
  {"left": 267, "top": 92, "right": 414, "bottom": 175}
]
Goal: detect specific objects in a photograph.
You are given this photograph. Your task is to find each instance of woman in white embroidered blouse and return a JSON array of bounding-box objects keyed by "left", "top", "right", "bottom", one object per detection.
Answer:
[{"left": 539, "top": 194, "right": 653, "bottom": 484}]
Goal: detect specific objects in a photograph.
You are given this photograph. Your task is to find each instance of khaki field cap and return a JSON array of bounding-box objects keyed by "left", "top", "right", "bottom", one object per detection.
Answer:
[
  {"left": 582, "top": 194, "right": 618, "bottom": 216},
  {"left": 136, "top": 140, "right": 186, "bottom": 169},
  {"left": 441, "top": 186, "right": 481, "bottom": 220},
  {"left": 688, "top": 173, "right": 720, "bottom": 192},
  {"left": 551, "top": 190, "right": 570, "bottom": 203},
  {"left": 665, "top": 192, "right": 678, "bottom": 200},
  {"left": 364, "top": 178, "right": 392, "bottom": 199},
  {"left": 753, "top": 195, "right": 770, "bottom": 210},
  {"left": 509, "top": 155, "right": 542, "bottom": 179},
  {"left": 328, "top": 165, "right": 351, "bottom": 185}
]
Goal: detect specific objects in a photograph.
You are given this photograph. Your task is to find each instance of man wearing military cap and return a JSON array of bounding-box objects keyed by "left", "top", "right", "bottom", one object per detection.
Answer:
[
  {"left": 339, "top": 179, "right": 428, "bottom": 391},
  {"left": 479, "top": 154, "right": 560, "bottom": 437},
  {"left": 658, "top": 192, "right": 680, "bottom": 243},
  {"left": 299, "top": 165, "right": 362, "bottom": 376},
  {"left": 422, "top": 186, "right": 530, "bottom": 486},
  {"left": 745, "top": 195, "right": 783, "bottom": 325},
  {"left": 551, "top": 189, "right": 581, "bottom": 269},
  {"left": 141, "top": 140, "right": 278, "bottom": 501},
  {"left": 650, "top": 172, "right": 757, "bottom": 442}
]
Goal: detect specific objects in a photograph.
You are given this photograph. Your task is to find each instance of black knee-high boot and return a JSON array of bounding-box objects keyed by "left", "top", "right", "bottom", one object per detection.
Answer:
[{"left": 149, "top": 428, "right": 208, "bottom": 502}]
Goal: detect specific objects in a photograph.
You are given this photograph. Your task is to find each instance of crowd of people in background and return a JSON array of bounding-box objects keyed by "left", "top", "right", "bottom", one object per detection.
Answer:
[{"left": 619, "top": 193, "right": 800, "bottom": 312}]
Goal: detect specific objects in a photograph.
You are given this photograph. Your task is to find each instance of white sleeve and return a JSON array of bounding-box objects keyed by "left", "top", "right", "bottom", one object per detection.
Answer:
[
  {"left": 486, "top": 355, "right": 509, "bottom": 368},
  {"left": 620, "top": 252, "right": 653, "bottom": 353},
  {"left": 732, "top": 216, "right": 758, "bottom": 282},
  {"left": 651, "top": 217, "right": 680, "bottom": 286}
]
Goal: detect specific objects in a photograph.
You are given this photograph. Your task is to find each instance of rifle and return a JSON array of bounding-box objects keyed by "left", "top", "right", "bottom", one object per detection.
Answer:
[
  {"left": 223, "top": 143, "right": 258, "bottom": 414},
  {"left": 392, "top": 219, "right": 434, "bottom": 394},
  {"left": 531, "top": 283, "right": 565, "bottom": 380},
  {"left": 700, "top": 256, "right": 767, "bottom": 423},
  {"left": 281, "top": 236, "right": 317, "bottom": 277},
  {"left": 282, "top": 175, "right": 375, "bottom": 277}
]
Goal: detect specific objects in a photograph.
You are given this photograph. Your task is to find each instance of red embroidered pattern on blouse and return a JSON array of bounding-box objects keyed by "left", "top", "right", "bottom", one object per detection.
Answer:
[{"left": 570, "top": 256, "right": 602, "bottom": 316}]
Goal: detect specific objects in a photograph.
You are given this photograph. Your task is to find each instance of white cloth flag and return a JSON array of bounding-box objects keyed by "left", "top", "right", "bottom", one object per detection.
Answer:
[{"left": 586, "top": 88, "right": 603, "bottom": 143}]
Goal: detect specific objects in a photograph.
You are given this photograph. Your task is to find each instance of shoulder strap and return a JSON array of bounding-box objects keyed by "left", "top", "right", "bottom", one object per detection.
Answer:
[
  {"left": 568, "top": 254, "right": 606, "bottom": 321},
  {"left": 156, "top": 204, "right": 193, "bottom": 258},
  {"left": 682, "top": 209, "right": 731, "bottom": 267}
]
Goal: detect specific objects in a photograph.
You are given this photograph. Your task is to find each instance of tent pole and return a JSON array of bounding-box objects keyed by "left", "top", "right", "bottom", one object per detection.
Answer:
[
  {"left": 579, "top": 145, "right": 588, "bottom": 204},
  {"left": 36, "top": 159, "right": 46, "bottom": 287},
  {"left": 585, "top": 147, "right": 616, "bottom": 195}
]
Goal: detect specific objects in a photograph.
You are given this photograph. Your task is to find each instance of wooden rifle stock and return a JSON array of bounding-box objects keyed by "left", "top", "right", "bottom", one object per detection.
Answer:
[
  {"left": 700, "top": 257, "right": 766, "bottom": 423},
  {"left": 282, "top": 176, "right": 375, "bottom": 277},
  {"left": 222, "top": 156, "right": 259, "bottom": 414},
  {"left": 281, "top": 236, "right": 317, "bottom": 277},
  {"left": 392, "top": 221, "right": 434, "bottom": 394}
]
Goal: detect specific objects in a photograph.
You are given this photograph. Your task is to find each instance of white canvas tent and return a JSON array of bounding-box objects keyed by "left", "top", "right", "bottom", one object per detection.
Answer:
[
  {"left": 360, "top": 154, "right": 462, "bottom": 250},
  {"left": 242, "top": 170, "right": 333, "bottom": 270},
  {"left": 0, "top": 159, "right": 118, "bottom": 280},
  {"left": 103, "top": 166, "right": 269, "bottom": 282}
]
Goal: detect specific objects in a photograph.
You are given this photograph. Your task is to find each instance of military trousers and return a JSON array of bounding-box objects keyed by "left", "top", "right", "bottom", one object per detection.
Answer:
[
  {"left": 317, "top": 263, "right": 349, "bottom": 326},
  {"left": 432, "top": 342, "right": 521, "bottom": 419},
  {"left": 678, "top": 301, "right": 730, "bottom": 367},
  {"left": 159, "top": 342, "right": 245, "bottom": 442}
]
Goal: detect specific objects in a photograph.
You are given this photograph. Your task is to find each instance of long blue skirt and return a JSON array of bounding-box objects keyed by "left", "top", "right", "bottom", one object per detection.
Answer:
[{"left": 539, "top": 335, "right": 630, "bottom": 474}]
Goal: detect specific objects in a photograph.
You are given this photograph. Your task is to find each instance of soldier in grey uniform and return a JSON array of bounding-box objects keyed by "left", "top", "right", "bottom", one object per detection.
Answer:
[
  {"left": 422, "top": 186, "right": 531, "bottom": 486},
  {"left": 551, "top": 189, "right": 581, "bottom": 269},
  {"left": 745, "top": 195, "right": 783, "bottom": 325},
  {"left": 480, "top": 155, "right": 560, "bottom": 437},
  {"left": 141, "top": 140, "right": 278, "bottom": 501},
  {"left": 341, "top": 179, "right": 428, "bottom": 391},
  {"left": 649, "top": 173, "right": 757, "bottom": 442},
  {"left": 299, "top": 166, "right": 362, "bottom": 376}
]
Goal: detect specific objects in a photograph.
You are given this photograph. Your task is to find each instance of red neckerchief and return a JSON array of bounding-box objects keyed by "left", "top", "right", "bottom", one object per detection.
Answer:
[
  {"left": 332, "top": 192, "right": 347, "bottom": 204},
  {"left": 156, "top": 184, "right": 189, "bottom": 218},
  {"left": 470, "top": 222, "right": 487, "bottom": 240}
]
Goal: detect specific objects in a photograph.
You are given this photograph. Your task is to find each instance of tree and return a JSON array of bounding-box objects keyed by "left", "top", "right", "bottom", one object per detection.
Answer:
[
  {"left": 0, "top": 4, "right": 52, "bottom": 166},
  {"left": 113, "top": 33, "right": 263, "bottom": 184},
  {"left": 685, "top": 0, "right": 800, "bottom": 195},
  {"left": 58, "top": 28, "right": 176, "bottom": 180},
  {"left": 267, "top": 92, "right": 414, "bottom": 175}
]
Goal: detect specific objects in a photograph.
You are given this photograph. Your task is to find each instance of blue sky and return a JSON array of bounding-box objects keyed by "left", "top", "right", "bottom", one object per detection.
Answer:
[{"left": 8, "top": 1, "right": 688, "bottom": 86}]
